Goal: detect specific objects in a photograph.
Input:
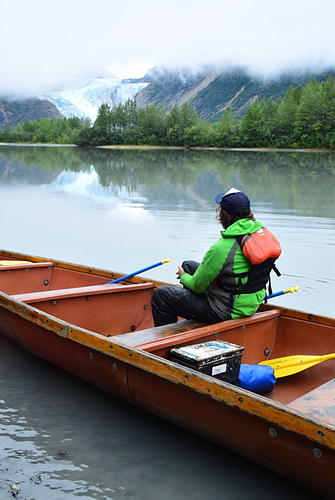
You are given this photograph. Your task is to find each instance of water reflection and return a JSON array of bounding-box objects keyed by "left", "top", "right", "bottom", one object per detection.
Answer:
[
  {"left": 0, "top": 145, "right": 334, "bottom": 217},
  {"left": 0, "top": 145, "right": 334, "bottom": 317},
  {"left": 49, "top": 166, "right": 148, "bottom": 206}
]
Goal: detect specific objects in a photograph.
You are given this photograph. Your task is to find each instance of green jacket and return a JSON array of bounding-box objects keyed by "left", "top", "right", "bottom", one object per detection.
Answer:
[{"left": 180, "top": 219, "right": 266, "bottom": 319}]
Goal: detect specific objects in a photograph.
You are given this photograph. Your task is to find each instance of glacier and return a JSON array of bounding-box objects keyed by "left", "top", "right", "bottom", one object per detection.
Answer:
[{"left": 39, "top": 78, "right": 149, "bottom": 123}]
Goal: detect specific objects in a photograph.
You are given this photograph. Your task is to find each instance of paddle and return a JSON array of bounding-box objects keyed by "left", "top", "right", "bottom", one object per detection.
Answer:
[
  {"left": 0, "top": 260, "right": 33, "bottom": 266},
  {"left": 105, "top": 259, "right": 170, "bottom": 285},
  {"left": 265, "top": 286, "right": 299, "bottom": 300},
  {"left": 259, "top": 353, "right": 335, "bottom": 378}
]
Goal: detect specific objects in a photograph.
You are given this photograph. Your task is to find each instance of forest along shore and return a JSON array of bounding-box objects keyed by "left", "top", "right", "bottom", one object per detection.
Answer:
[{"left": 0, "top": 143, "right": 334, "bottom": 153}]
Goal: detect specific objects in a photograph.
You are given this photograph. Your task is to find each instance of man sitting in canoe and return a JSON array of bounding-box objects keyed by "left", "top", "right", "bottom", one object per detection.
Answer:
[{"left": 152, "top": 188, "right": 280, "bottom": 326}]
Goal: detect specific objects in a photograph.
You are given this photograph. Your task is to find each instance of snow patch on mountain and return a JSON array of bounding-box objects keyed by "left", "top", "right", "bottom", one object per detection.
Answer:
[{"left": 39, "top": 78, "right": 149, "bottom": 123}]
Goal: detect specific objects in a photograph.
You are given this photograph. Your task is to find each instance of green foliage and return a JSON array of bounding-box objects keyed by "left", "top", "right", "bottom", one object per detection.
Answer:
[
  {"left": 211, "top": 108, "right": 240, "bottom": 147},
  {"left": 94, "top": 103, "right": 112, "bottom": 130},
  {"left": 0, "top": 116, "right": 89, "bottom": 145},
  {"left": 1, "top": 76, "right": 334, "bottom": 149},
  {"left": 239, "top": 76, "right": 335, "bottom": 149}
]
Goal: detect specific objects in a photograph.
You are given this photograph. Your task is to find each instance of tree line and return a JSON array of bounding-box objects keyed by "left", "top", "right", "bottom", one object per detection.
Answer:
[
  {"left": 1, "top": 76, "right": 334, "bottom": 149},
  {"left": 0, "top": 116, "right": 88, "bottom": 145}
]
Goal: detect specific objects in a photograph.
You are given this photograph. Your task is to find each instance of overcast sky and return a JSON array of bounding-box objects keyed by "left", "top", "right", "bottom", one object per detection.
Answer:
[{"left": 1, "top": 0, "right": 334, "bottom": 95}]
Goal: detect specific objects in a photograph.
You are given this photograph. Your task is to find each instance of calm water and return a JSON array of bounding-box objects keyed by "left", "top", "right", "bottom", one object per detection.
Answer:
[{"left": 0, "top": 145, "right": 334, "bottom": 499}]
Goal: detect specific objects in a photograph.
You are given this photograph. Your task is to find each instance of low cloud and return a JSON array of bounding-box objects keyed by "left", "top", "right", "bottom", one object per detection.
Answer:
[{"left": 1, "top": 0, "right": 334, "bottom": 96}]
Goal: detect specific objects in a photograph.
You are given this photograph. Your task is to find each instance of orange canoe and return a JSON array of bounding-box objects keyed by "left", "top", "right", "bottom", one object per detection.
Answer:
[{"left": 0, "top": 249, "right": 334, "bottom": 498}]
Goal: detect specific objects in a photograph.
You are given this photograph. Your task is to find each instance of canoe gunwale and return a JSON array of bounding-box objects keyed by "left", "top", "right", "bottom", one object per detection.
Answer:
[{"left": 0, "top": 290, "right": 69, "bottom": 338}]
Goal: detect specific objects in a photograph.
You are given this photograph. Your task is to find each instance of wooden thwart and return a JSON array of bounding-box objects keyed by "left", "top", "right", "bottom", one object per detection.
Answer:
[{"left": 12, "top": 282, "right": 154, "bottom": 304}]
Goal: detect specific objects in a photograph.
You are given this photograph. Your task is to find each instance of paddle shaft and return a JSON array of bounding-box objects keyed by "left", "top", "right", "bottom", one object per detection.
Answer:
[
  {"left": 105, "top": 259, "right": 170, "bottom": 285},
  {"left": 265, "top": 286, "right": 299, "bottom": 300}
]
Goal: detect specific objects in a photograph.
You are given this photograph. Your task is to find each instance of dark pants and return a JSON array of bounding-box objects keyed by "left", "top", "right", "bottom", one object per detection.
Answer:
[{"left": 151, "top": 260, "right": 224, "bottom": 326}]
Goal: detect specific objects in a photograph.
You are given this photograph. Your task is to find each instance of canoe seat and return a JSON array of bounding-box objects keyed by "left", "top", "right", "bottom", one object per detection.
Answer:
[
  {"left": 12, "top": 282, "right": 154, "bottom": 304},
  {"left": 115, "top": 309, "right": 281, "bottom": 359},
  {"left": 11, "top": 282, "right": 156, "bottom": 336},
  {"left": 288, "top": 379, "right": 335, "bottom": 426},
  {"left": 111, "top": 319, "right": 207, "bottom": 347}
]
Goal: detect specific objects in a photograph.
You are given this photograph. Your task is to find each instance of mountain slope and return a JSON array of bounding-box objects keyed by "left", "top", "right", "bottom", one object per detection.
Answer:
[
  {"left": 0, "top": 98, "right": 62, "bottom": 131},
  {"left": 136, "top": 66, "right": 335, "bottom": 120},
  {"left": 1, "top": 66, "right": 335, "bottom": 131}
]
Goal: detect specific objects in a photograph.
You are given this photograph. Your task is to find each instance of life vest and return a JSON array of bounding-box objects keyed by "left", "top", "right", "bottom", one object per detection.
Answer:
[
  {"left": 214, "top": 228, "right": 281, "bottom": 296},
  {"left": 236, "top": 227, "right": 282, "bottom": 295}
]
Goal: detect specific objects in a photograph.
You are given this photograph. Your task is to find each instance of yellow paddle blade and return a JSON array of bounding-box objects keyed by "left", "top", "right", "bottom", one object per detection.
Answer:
[
  {"left": 259, "top": 353, "right": 335, "bottom": 378},
  {"left": 0, "top": 260, "right": 33, "bottom": 266}
]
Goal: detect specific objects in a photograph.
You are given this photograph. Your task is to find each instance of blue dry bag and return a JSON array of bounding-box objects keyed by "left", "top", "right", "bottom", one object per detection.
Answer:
[{"left": 238, "top": 364, "right": 276, "bottom": 394}]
